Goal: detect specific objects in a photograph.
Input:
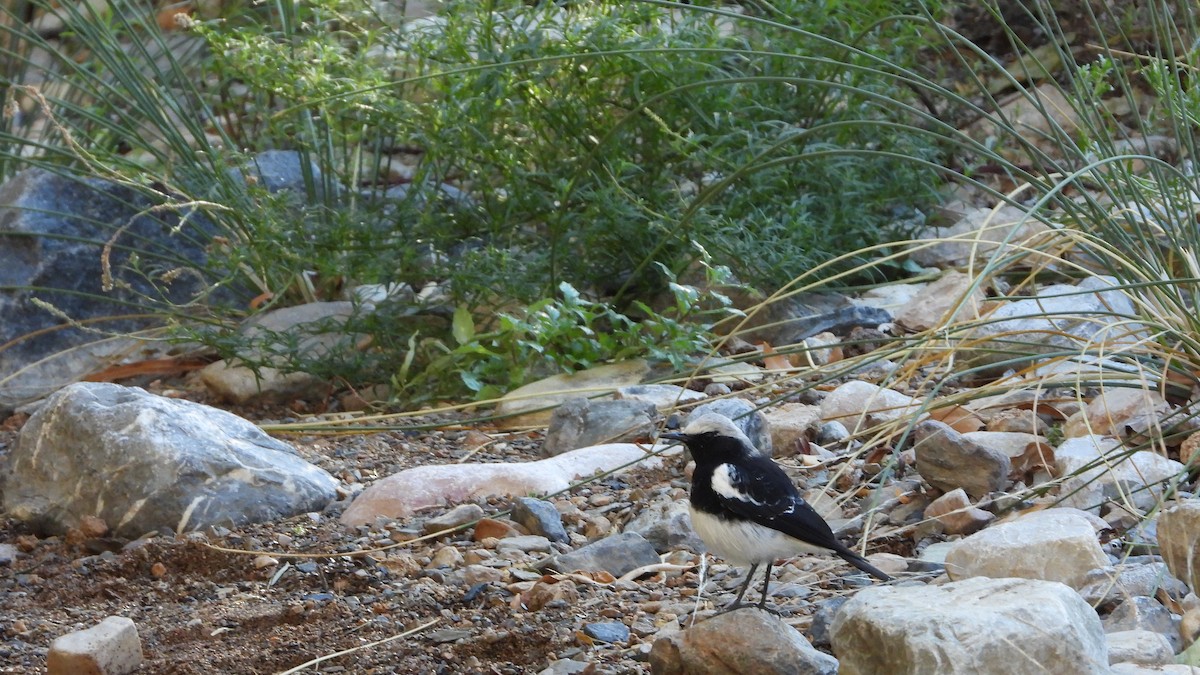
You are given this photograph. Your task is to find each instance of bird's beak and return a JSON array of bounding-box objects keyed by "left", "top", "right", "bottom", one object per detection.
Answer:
[{"left": 660, "top": 431, "right": 687, "bottom": 442}]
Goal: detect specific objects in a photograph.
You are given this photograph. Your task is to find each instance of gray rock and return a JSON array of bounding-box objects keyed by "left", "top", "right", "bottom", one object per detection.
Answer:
[
  {"left": 422, "top": 503, "right": 485, "bottom": 535},
  {"left": 496, "top": 535, "right": 553, "bottom": 555},
  {"left": 0, "top": 543, "right": 17, "bottom": 566},
  {"left": 537, "top": 659, "right": 591, "bottom": 675},
  {"left": 913, "top": 420, "right": 1011, "bottom": 499},
  {"left": 615, "top": 384, "right": 706, "bottom": 410},
  {"left": 1056, "top": 436, "right": 1184, "bottom": 515},
  {"left": 0, "top": 168, "right": 222, "bottom": 413},
  {"left": 624, "top": 499, "right": 705, "bottom": 553},
  {"left": 511, "top": 497, "right": 569, "bottom": 543},
  {"left": 831, "top": 577, "right": 1109, "bottom": 675},
  {"left": 1106, "top": 630, "right": 1175, "bottom": 666},
  {"left": 650, "top": 608, "right": 838, "bottom": 675},
  {"left": 2, "top": 382, "right": 338, "bottom": 537},
  {"left": 583, "top": 621, "right": 630, "bottom": 644},
  {"left": 199, "top": 301, "right": 362, "bottom": 405},
  {"left": 688, "top": 399, "right": 772, "bottom": 456},
  {"left": 231, "top": 149, "right": 331, "bottom": 199},
  {"left": 1156, "top": 501, "right": 1200, "bottom": 592},
  {"left": 816, "top": 421, "right": 850, "bottom": 446},
  {"left": 542, "top": 398, "right": 657, "bottom": 456},
  {"left": 1104, "top": 597, "right": 1182, "bottom": 652},
  {"left": 1080, "top": 563, "right": 1188, "bottom": 611},
  {"left": 966, "top": 275, "right": 1147, "bottom": 368},
  {"left": 539, "top": 532, "right": 660, "bottom": 578},
  {"left": 47, "top": 615, "right": 142, "bottom": 675},
  {"left": 494, "top": 360, "right": 650, "bottom": 430},
  {"left": 820, "top": 381, "right": 924, "bottom": 433},
  {"left": 944, "top": 509, "right": 1109, "bottom": 589},
  {"left": 808, "top": 597, "right": 849, "bottom": 649}
]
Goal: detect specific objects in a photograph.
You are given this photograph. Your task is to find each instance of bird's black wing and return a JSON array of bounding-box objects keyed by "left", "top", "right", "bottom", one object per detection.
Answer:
[{"left": 709, "top": 458, "right": 840, "bottom": 550}]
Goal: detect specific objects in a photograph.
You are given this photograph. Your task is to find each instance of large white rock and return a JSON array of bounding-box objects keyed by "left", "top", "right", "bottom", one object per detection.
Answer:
[
  {"left": 1056, "top": 435, "right": 1184, "bottom": 514},
  {"left": 830, "top": 577, "right": 1109, "bottom": 675},
  {"left": 820, "top": 381, "right": 925, "bottom": 433},
  {"left": 944, "top": 508, "right": 1109, "bottom": 589},
  {"left": 341, "top": 442, "right": 673, "bottom": 526}
]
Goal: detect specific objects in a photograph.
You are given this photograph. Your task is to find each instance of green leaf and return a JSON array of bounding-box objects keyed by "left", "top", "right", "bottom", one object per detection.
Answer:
[{"left": 452, "top": 305, "right": 476, "bottom": 346}]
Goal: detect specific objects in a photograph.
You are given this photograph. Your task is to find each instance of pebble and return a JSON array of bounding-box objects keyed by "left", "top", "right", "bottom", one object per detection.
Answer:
[
  {"left": 539, "top": 532, "right": 661, "bottom": 577},
  {"left": 428, "top": 546, "right": 464, "bottom": 569},
  {"left": 253, "top": 555, "right": 280, "bottom": 569},
  {"left": 0, "top": 543, "right": 18, "bottom": 566},
  {"left": 512, "top": 497, "right": 570, "bottom": 543},
  {"left": 816, "top": 421, "right": 850, "bottom": 445},
  {"left": 496, "top": 535, "right": 553, "bottom": 555},
  {"left": 47, "top": 616, "right": 143, "bottom": 675},
  {"left": 583, "top": 621, "right": 630, "bottom": 644},
  {"left": 423, "top": 503, "right": 485, "bottom": 535},
  {"left": 473, "top": 517, "right": 519, "bottom": 541}
]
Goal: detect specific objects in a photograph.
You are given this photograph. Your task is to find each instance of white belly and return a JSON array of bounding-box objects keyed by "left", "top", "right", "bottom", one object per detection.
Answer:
[{"left": 689, "top": 506, "right": 831, "bottom": 565}]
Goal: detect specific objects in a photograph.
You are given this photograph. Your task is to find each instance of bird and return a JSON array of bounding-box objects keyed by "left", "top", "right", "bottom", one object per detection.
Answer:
[{"left": 662, "top": 413, "right": 890, "bottom": 611}]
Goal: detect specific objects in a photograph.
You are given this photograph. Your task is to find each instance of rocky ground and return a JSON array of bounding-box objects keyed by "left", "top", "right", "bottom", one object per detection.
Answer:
[{"left": 0, "top": 376, "right": 900, "bottom": 674}]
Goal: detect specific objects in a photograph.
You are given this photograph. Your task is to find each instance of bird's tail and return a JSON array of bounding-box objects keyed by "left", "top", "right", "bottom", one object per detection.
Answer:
[{"left": 833, "top": 543, "right": 891, "bottom": 581}]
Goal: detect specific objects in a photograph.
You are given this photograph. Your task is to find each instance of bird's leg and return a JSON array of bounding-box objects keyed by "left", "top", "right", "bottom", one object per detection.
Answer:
[
  {"left": 756, "top": 561, "right": 773, "bottom": 610},
  {"left": 724, "top": 563, "right": 759, "bottom": 611}
]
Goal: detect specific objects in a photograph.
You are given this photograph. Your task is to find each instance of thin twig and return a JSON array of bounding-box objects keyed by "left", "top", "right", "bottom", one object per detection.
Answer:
[{"left": 275, "top": 618, "right": 439, "bottom": 674}]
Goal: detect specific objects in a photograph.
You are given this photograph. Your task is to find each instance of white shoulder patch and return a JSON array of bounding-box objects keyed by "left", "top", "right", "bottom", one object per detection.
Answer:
[{"left": 712, "top": 463, "right": 763, "bottom": 506}]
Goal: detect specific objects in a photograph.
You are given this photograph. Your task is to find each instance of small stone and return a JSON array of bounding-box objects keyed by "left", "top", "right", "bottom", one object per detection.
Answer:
[
  {"left": 0, "top": 543, "right": 17, "bottom": 566},
  {"left": 688, "top": 399, "right": 772, "bottom": 456},
  {"left": 703, "top": 383, "right": 732, "bottom": 397},
  {"left": 808, "top": 597, "right": 849, "bottom": 649},
  {"left": 496, "top": 535, "right": 553, "bottom": 555},
  {"left": 79, "top": 515, "right": 109, "bottom": 539},
  {"left": 253, "top": 555, "right": 280, "bottom": 569},
  {"left": 538, "top": 659, "right": 591, "bottom": 675},
  {"left": 815, "top": 421, "right": 849, "bottom": 446},
  {"left": 924, "top": 488, "right": 994, "bottom": 535},
  {"left": 423, "top": 503, "right": 485, "bottom": 535},
  {"left": 47, "top": 616, "right": 143, "bottom": 675},
  {"left": 624, "top": 499, "right": 705, "bottom": 553},
  {"left": 1156, "top": 502, "right": 1200, "bottom": 592},
  {"left": 542, "top": 398, "right": 657, "bottom": 456},
  {"left": 1079, "top": 563, "right": 1188, "bottom": 612},
  {"left": 511, "top": 497, "right": 569, "bottom": 543},
  {"left": 583, "top": 621, "right": 630, "bottom": 644},
  {"left": 473, "top": 517, "right": 519, "bottom": 541},
  {"left": 150, "top": 562, "right": 167, "bottom": 578},
  {"left": 428, "top": 546, "right": 464, "bottom": 569},
  {"left": 539, "top": 532, "right": 661, "bottom": 578},
  {"left": 524, "top": 579, "right": 580, "bottom": 611},
  {"left": 820, "top": 381, "right": 923, "bottom": 433},
  {"left": 462, "top": 565, "right": 505, "bottom": 585}
]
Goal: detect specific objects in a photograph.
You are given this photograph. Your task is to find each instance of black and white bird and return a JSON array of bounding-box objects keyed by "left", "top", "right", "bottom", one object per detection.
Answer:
[{"left": 663, "top": 413, "right": 890, "bottom": 610}]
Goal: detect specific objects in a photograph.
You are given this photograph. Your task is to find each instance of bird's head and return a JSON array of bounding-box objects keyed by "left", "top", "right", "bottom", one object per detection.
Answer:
[{"left": 661, "top": 413, "right": 757, "bottom": 461}]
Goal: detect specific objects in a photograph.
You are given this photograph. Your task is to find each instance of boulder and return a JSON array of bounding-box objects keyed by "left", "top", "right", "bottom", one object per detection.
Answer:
[
  {"left": 0, "top": 168, "right": 223, "bottom": 412},
  {"left": 943, "top": 508, "right": 1109, "bottom": 589},
  {"left": 2, "top": 382, "right": 338, "bottom": 537},
  {"left": 831, "top": 577, "right": 1109, "bottom": 674}
]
